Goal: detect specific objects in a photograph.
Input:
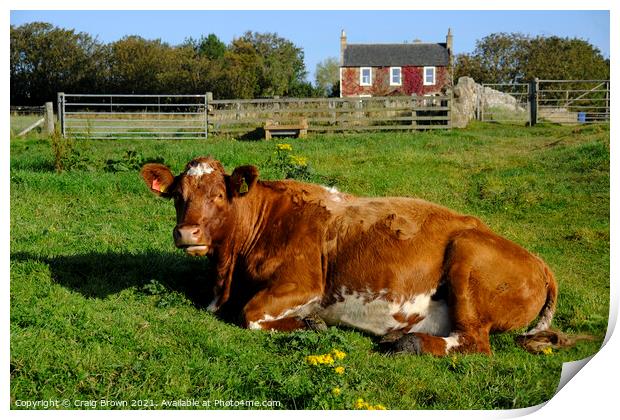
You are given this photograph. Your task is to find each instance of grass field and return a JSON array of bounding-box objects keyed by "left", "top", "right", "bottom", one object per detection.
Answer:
[{"left": 10, "top": 122, "right": 610, "bottom": 410}]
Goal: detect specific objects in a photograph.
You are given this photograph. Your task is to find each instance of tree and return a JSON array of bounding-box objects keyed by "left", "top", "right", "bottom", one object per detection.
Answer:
[
  {"left": 454, "top": 33, "right": 529, "bottom": 83},
  {"left": 239, "top": 31, "right": 307, "bottom": 97},
  {"left": 523, "top": 36, "right": 609, "bottom": 81},
  {"left": 221, "top": 39, "right": 263, "bottom": 99},
  {"left": 184, "top": 33, "right": 226, "bottom": 60},
  {"left": 315, "top": 57, "right": 340, "bottom": 97},
  {"left": 10, "top": 22, "right": 315, "bottom": 102},
  {"left": 107, "top": 36, "right": 177, "bottom": 94},
  {"left": 10, "top": 22, "right": 104, "bottom": 105},
  {"left": 454, "top": 33, "right": 609, "bottom": 84}
]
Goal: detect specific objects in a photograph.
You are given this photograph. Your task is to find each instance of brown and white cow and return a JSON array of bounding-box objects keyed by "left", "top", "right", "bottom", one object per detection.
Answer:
[{"left": 140, "top": 156, "right": 569, "bottom": 356}]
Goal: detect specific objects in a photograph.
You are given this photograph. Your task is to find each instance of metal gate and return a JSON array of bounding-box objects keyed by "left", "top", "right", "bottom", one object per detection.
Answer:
[
  {"left": 536, "top": 80, "right": 610, "bottom": 124},
  {"left": 479, "top": 83, "right": 530, "bottom": 124},
  {"left": 58, "top": 93, "right": 208, "bottom": 139},
  {"left": 478, "top": 79, "right": 610, "bottom": 125}
]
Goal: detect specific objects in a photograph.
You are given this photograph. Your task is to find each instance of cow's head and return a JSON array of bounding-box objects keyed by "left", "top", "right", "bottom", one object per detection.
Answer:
[{"left": 140, "top": 157, "right": 259, "bottom": 256}]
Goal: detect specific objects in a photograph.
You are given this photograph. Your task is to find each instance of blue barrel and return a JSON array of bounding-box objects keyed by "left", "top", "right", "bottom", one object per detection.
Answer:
[{"left": 578, "top": 112, "right": 586, "bottom": 123}]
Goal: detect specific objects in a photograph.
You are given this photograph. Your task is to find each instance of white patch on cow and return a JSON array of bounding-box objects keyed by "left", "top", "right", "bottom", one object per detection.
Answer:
[
  {"left": 407, "top": 298, "right": 451, "bottom": 337},
  {"left": 250, "top": 297, "right": 321, "bottom": 330},
  {"left": 322, "top": 185, "right": 340, "bottom": 194},
  {"left": 206, "top": 296, "right": 219, "bottom": 312},
  {"left": 526, "top": 307, "right": 553, "bottom": 335},
  {"left": 248, "top": 321, "right": 263, "bottom": 330},
  {"left": 322, "top": 185, "right": 344, "bottom": 202},
  {"left": 318, "top": 289, "right": 452, "bottom": 337},
  {"left": 443, "top": 333, "right": 460, "bottom": 354},
  {"left": 187, "top": 162, "right": 215, "bottom": 177}
]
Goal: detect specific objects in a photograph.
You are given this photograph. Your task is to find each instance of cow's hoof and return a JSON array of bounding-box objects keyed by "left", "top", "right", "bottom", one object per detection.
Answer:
[
  {"left": 387, "top": 334, "right": 423, "bottom": 355},
  {"left": 303, "top": 314, "right": 328, "bottom": 331}
]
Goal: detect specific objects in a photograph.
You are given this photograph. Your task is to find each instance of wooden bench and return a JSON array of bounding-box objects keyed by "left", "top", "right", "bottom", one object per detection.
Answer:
[{"left": 264, "top": 118, "right": 308, "bottom": 140}]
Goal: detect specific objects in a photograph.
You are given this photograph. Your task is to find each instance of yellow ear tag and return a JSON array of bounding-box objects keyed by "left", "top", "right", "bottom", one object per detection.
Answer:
[
  {"left": 159, "top": 184, "right": 167, "bottom": 193},
  {"left": 239, "top": 179, "right": 249, "bottom": 194}
]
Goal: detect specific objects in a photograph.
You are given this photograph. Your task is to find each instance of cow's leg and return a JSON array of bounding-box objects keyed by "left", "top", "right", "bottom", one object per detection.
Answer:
[
  {"left": 389, "top": 240, "right": 495, "bottom": 356},
  {"left": 242, "top": 281, "right": 322, "bottom": 332},
  {"left": 390, "top": 226, "right": 549, "bottom": 356}
]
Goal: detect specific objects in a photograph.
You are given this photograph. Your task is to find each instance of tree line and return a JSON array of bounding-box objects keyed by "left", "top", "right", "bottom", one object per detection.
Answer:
[
  {"left": 454, "top": 32, "right": 609, "bottom": 84},
  {"left": 10, "top": 22, "right": 317, "bottom": 106},
  {"left": 11, "top": 22, "right": 610, "bottom": 106}
]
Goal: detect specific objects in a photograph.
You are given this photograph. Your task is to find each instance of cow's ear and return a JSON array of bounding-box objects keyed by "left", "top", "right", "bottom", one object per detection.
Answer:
[
  {"left": 228, "top": 165, "right": 259, "bottom": 198},
  {"left": 140, "top": 163, "right": 175, "bottom": 198}
]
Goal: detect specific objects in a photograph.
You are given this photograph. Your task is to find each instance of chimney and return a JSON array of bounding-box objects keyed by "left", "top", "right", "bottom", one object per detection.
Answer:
[
  {"left": 340, "top": 29, "right": 347, "bottom": 66},
  {"left": 446, "top": 28, "right": 453, "bottom": 55}
]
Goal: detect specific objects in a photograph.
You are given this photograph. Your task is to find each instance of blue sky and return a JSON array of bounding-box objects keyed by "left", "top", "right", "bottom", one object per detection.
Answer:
[{"left": 10, "top": 10, "right": 610, "bottom": 82}]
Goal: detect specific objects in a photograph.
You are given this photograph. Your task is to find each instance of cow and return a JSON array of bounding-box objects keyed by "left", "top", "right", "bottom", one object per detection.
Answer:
[{"left": 140, "top": 156, "right": 574, "bottom": 356}]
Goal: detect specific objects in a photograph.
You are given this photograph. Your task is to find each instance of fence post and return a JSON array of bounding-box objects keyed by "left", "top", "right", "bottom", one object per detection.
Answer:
[
  {"left": 606, "top": 82, "right": 610, "bottom": 121},
  {"left": 479, "top": 86, "right": 485, "bottom": 122},
  {"left": 410, "top": 95, "right": 418, "bottom": 128},
  {"left": 45, "top": 102, "right": 55, "bottom": 135},
  {"left": 446, "top": 89, "right": 453, "bottom": 128},
  {"left": 57, "top": 92, "right": 65, "bottom": 137},
  {"left": 205, "top": 92, "right": 213, "bottom": 139},
  {"left": 528, "top": 78, "right": 538, "bottom": 126}
]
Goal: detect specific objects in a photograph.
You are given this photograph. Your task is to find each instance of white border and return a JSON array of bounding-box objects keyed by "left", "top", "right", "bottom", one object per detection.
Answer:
[{"left": 5, "top": 2, "right": 616, "bottom": 420}]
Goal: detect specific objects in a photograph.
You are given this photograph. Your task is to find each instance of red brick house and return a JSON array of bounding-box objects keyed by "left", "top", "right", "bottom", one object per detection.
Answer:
[{"left": 339, "top": 29, "right": 453, "bottom": 97}]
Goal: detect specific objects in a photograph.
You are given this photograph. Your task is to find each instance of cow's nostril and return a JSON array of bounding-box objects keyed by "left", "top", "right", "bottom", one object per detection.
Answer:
[{"left": 174, "top": 224, "right": 203, "bottom": 245}]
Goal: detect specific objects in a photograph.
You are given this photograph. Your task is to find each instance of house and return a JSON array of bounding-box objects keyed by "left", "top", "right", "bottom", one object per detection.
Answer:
[{"left": 339, "top": 29, "right": 453, "bottom": 97}]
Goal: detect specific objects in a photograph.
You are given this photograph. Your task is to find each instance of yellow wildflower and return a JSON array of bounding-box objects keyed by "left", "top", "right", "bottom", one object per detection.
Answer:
[
  {"left": 276, "top": 143, "right": 293, "bottom": 151},
  {"left": 305, "top": 353, "right": 335, "bottom": 365},
  {"left": 289, "top": 155, "right": 308, "bottom": 166},
  {"left": 542, "top": 347, "right": 553, "bottom": 355},
  {"left": 331, "top": 349, "right": 347, "bottom": 360},
  {"left": 354, "top": 398, "right": 386, "bottom": 410},
  {"left": 334, "top": 366, "right": 345, "bottom": 375},
  {"left": 332, "top": 387, "right": 341, "bottom": 396}
]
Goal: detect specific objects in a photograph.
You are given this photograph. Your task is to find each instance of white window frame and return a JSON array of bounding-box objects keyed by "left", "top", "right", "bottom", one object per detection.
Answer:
[
  {"left": 423, "top": 66, "right": 436, "bottom": 86},
  {"left": 360, "top": 67, "right": 372, "bottom": 86},
  {"left": 390, "top": 67, "right": 402, "bottom": 86}
]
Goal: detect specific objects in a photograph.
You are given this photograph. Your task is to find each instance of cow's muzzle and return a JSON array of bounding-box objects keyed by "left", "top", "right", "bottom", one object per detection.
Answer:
[{"left": 173, "top": 224, "right": 210, "bottom": 256}]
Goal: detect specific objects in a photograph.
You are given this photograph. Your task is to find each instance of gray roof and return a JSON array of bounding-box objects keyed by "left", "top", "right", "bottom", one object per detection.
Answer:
[{"left": 343, "top": 43, "right": 449, "bottom": 67}]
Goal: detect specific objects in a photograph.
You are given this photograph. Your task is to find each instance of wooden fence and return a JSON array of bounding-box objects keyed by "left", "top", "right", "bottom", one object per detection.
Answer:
[{"left": 208, "top": 94, "right": 452, "bottom": 136}]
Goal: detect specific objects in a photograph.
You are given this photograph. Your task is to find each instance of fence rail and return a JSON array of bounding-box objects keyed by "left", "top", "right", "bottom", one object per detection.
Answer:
[
  {"left": 57, "top": 93, "right": 452, "bottom": 139},
  {"left": 58, "top": 93, "right": 208, "bottom": 139},
  {"left": 10, "top": 104, "right": 54, "bottom": 136},
  {"left": 209, "top": 95, "right": 452, "bottom": 135}
]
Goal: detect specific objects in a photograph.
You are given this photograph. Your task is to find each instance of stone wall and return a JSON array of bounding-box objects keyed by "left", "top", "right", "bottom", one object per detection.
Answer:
[{"left": 451, "top": 77, "right": 526, "bottom": 128}]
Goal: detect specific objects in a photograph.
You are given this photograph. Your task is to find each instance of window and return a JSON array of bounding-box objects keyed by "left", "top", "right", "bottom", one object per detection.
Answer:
[
  {"left": 390, "top": 67, "right": 402, "bottom": 86},
  {"left": 360, "top": 67, "right": 372, "bottom": 86},
  {"left": 424, "top": 66, "right": 436, "bottom": 85}
]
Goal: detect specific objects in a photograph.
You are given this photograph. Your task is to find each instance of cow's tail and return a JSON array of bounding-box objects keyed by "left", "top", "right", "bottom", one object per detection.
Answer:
[{"left": 516, "top": 264, "right": 592, "bottom": 354}]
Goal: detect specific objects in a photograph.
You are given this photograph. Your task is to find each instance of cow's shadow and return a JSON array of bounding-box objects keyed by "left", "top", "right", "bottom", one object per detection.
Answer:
[
  {"left": 11, "top": 250, "right": 261, "bottom": 325},
  {"left": 11, "top": 250, "right": 217, "bottom": 307},
  {"left": 11, "top": 250, "right": 397, "bottom": 351}
]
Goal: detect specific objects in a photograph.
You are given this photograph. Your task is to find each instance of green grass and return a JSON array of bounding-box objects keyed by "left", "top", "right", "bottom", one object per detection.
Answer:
[{"left": 10, "top": 122, "right": 609, "bottom": 409}]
